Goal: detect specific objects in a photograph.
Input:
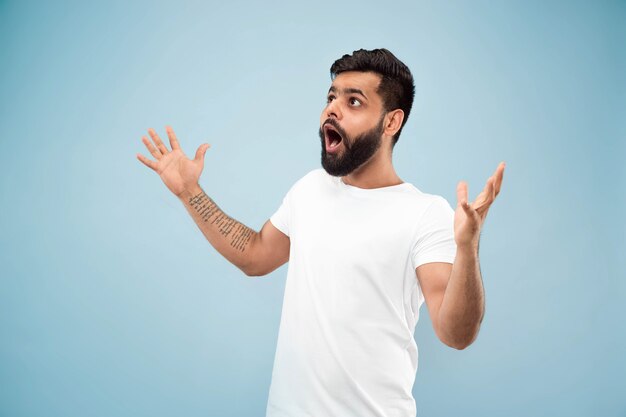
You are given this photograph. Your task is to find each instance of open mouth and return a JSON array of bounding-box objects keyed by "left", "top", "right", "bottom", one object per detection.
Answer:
[{"left": 324, "top": 124, "right": 343, "bottom": 152}]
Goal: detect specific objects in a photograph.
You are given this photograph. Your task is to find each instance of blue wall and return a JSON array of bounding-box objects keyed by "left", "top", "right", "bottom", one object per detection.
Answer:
[{"left": 1, "top": 1, "right": 624, "bottom": 416}]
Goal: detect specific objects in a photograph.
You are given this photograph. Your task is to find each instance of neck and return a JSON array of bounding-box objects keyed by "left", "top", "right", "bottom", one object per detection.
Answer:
[{"left": 341, "top": 144, "right": 402, "bottom": 189}]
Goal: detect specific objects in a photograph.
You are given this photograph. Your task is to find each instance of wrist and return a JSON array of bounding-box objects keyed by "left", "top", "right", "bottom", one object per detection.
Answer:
[
  {"left": 177, "top": 183, "right": 204, "bottom": 202},
  {"left": 455, "top": 241, "right": 479, "bottom": 257}
]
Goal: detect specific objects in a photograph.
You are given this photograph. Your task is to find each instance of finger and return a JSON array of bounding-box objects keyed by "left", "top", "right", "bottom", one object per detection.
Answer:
[
  {"left": 462, "top": 199, "right": 478, "bottom": 218},
  {"left": 141, "top": 136, "right": 162, "bottom": 159},
  {"left": 494, "top": 161, "right": 505, "bottom": 196},
  {"left": 148, "top": 128, "right": 169, "bottom": 155},
  {"left": 195, "top": 143, "right": 211, "bottom": 162},
  {"left": 461, "top": 199, "right": 483, "bottom": 230},
  {"left": 456, "top": 181, "right": 469, "bottom": 207},
  {"left": 475, "top": 178, "right": 495, "bottom": 213},
  {"left": 471, "top": 177, "right": 490, "bottom": 208},
  {"left": 165, "top": 125, "right": 181, "bottom": 151},
  {"left": 136, "top": 153, "right": 157, "bottom": 171}
]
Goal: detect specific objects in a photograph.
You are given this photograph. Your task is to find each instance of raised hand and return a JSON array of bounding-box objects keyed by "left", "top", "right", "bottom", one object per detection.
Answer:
[
  {"left": 136, "top": 126, "right": 211, "bottom": 197},
  {"left": 454, "top": 162, "right": 505, "bottom": 250}
]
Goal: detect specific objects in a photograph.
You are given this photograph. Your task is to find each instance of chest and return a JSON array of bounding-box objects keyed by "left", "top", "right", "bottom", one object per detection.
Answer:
[{"left": 291, "top": 193, "right": 416, "bottom": 265}]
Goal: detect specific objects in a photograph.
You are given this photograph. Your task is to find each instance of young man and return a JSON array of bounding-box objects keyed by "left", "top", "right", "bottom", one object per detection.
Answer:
[{"left": 137, "top": 48, "right": 505, "bottom": 417}]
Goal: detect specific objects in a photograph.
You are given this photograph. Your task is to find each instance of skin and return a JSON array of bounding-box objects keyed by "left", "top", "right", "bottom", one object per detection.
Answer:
[
  {"left": 137, "top": 70, "right": 505, "bottom": 350},
  {"left": 321, "top": 71, "right": 405, "bottom": 188}
]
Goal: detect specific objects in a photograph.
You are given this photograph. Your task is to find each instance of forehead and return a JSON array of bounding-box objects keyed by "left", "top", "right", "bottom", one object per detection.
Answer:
[{"left": 330, "top": 71, "right": 382, "bottom": 98}]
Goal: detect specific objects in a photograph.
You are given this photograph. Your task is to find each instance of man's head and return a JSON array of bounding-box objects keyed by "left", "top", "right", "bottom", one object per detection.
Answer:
[{"left": 319, "top": 48, "right": 415, "bottom": 177}]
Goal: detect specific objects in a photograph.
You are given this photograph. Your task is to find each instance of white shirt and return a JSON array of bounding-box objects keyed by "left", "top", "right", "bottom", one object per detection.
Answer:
[{"left": 267, "top": 169, "right": 456, "bottom": 417}]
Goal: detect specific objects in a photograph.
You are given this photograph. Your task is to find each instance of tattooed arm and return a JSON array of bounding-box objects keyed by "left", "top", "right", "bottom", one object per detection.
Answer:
[
  {"left": 177, "top": 185, "right": 289, "bottom": 276},
  {"left": 137, "top": 126, "right": 289, "bottom": 276}
]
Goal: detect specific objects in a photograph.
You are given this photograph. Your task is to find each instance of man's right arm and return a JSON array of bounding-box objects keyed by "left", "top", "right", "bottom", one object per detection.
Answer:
[
  {"left": 178, "top": 184, "right": 290, "bottom": 277},
  {"left": 137, "top": 126, "right": 289, "bottom": 277}
]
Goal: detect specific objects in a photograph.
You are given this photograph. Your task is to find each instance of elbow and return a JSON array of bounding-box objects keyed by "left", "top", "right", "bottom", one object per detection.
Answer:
[
  {"left": 239, "top": 259, "right": 257, "bottom": 277},
  {"left": 446, "top": 339, "right": 473, "bottom": 351},
  {"left": 239, "top": 248, "right": 265, "bottom": 277},
  {"left": 242, "top": 260, "right": 286, "bottom": 277},
  {"left": 241, "top": 261, "right": 269, "bottom": 277},
  {"left": 242, "top": 265, "right": 263, "bottom": 277},
  {"left": 438, "top": 325, "right": 481, "bottom": 350}
]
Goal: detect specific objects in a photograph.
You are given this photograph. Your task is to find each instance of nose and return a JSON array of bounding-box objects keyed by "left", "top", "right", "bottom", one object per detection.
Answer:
[{"left": 326, "top": 98, "right": 342, "bottom": 120}]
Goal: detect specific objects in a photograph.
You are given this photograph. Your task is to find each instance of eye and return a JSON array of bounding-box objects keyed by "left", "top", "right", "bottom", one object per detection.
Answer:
[
  {"left": 326, "top": 94, "right": 336, "bottom": 104},
  {"left": 349, "top": 97, "right": 362, "bottom": 107}
]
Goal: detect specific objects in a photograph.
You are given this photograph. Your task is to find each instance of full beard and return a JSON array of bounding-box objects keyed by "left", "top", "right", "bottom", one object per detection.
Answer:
[{"left": 319, "top": 117, "right": 385, "bottom": 177}]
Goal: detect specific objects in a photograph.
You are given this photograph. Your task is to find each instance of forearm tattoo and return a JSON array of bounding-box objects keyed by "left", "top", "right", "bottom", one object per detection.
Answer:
[{"left": 188, "top": 191, "right": 254, "bottom": 252}]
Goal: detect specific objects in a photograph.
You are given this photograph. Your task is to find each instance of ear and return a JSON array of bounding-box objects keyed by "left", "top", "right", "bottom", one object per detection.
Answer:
[{"left": 383, "top": 109, "right": 405, "bottom": 138}]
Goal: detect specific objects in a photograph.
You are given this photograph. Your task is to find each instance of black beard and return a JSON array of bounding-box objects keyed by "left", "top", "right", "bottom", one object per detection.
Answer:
[{"left": 319, "top": 117, "right": 385, "bottom": 177}]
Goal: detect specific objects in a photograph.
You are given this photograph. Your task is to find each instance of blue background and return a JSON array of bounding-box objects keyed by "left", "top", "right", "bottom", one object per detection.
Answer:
[{"left": 1, "top": 1, "right": 624, "bottom": 416}]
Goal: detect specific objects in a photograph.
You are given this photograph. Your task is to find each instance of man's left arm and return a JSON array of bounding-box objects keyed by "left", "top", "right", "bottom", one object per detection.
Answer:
[{"left": 416, "top": 162, "right": 505, "bottom": 350}]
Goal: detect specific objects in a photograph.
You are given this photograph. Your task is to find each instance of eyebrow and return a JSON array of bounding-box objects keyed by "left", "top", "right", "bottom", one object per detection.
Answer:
[{"left": 328, "top": 86, "right": 368, "bottom": 100}]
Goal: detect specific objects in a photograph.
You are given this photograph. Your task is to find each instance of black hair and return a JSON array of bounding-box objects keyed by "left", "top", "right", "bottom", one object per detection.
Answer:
[{"left": 330, "top": 48, "right": 415, "bottom": 146}]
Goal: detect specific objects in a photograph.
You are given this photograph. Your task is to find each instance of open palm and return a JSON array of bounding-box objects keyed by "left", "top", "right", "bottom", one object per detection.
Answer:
[
  {"left": 136, "top": 126, "right": 210, "bottom": 197},
  {"left": 454, "top": 162, "right": 505, "bottom": 249}
]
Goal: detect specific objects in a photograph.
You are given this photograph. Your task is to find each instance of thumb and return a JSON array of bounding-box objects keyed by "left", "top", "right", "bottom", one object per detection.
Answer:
[
  {"left": 195, "top": 143, "right": 211, "bottom": 163},
  {"left": 456, "top": 181, "right": 468, "bottom": 207}
]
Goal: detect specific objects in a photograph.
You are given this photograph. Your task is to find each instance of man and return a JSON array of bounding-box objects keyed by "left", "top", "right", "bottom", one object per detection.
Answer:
[{"left": 137, "top": 48, "right": 505, "bottom": 417}]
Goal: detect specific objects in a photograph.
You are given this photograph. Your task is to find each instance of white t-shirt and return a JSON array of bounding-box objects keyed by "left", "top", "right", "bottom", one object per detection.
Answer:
[{"left": 266, "top": 168, "right": 457, "bottom": 417}]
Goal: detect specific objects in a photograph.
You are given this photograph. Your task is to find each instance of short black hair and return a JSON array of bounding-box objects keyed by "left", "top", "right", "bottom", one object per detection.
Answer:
[{"left": 330, "top": 48, "right": 415, "bottom": 146}]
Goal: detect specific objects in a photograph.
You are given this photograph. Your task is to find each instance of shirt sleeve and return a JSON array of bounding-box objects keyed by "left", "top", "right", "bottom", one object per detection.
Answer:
[
  {"left": 411, "top": 196, "right": 457, "bottom": 269},
  {"left": 269, "top": 188, "right": 292, "bottom": 237}
]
